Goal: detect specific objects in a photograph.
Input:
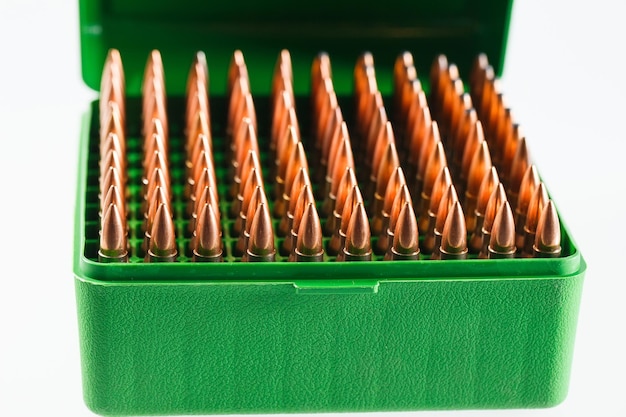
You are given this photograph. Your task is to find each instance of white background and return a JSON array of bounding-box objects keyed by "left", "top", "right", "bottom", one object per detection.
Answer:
[{"left": 0, "top": 0, "right": 624, "bottom": 416}]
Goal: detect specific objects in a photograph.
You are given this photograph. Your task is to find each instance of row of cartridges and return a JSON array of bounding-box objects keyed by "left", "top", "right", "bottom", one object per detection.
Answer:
[{"left": 95, "top": 48, "right": 562, "bottom": 263}]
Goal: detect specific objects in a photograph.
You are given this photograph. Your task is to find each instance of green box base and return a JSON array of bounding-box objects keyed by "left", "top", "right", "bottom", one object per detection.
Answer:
[{"left": 74, "top": 95, "right": 586, "bottom": 415}]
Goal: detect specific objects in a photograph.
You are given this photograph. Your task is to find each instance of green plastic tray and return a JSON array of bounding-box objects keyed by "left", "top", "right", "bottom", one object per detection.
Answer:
[{"left": 74, "top": 0, "right": 586, "bottom": 415}]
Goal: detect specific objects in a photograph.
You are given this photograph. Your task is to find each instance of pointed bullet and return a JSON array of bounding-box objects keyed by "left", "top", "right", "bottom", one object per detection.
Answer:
[
  {"left": 189, "top": 185, "right": 220, "bottom": 236},
  {"left": 189, "top": 166, "right": 218, "bottom": 218},
  {"left": 100, "top": 166, "right": 124, "bottom": 203},
  {"left": 100, "top": 184, "right": 125, "bottom": 226},
  {"left": 277, "top": 141, "right": 309, "bottom": 218},
  {"left": 231, "top": 148, "right": 262, "bottom": 201},
  {"left": 487, "top": 201, "right": 516, "bottom": 258},
  {"left": 464, "top": 140, "right": 493, "bottom": 229},
  {"left": 508, "top": 137, "right": 531, "bottom": 208},
  {"left": 144, "top": 184, "right": 170, "bottom": 232},
  {"left": 438, "top": 201, "right": 468, "bottom": 260},
  {"left": 233, "top": 118, "right": 259, "bottom": 175},
  {"left": 192, "top": 203, "right": 223, "bottom": 262},
  {"left": 379, "top": 184, "right": 412, "bottom": 255},
  {"left": 366, "top": 105, "right": 389, "bottom": 166},
  {"left": 187, "top": 131, "right": 211, "bottom": 178},
  {"left": 143, "top": 125, "right": 166, "bottom": 162},
  {"left": 323, "top": 119, "right": 350, "bottom": 186},
  {"left": 327, "top": 167, "right": 358, "bottom": 237},
  {"left": 100, "top": 107, "right": 126, "bottom": 156},
  {"left": 269, "top": 123, "right": 298, "bottom": 198},
  {"left": 522, "top": 183, "right": 549, "bottom": 257},
  {"left": 271, "top": 49, "right": 293, "bottom": 105},
  {"left": 285, "top": 184, "right": 315, "bottom": 255},
  {"left": 428, "top": 54, "right": 449, "bottom": 119},
  {"left": 393, "top": 51, "right": 415, "bottom": 123},
  {"left": 442, "top": 77, "right": 465, "bottom": 139},
  {"left": 469, "top": 166, "right": 500, "bottom": 252},
  {"left": 372, "top": 140, "right": 401, "bottom": 223},
  {"left": 320, "top": 106, "right": 345, "bottom": 172},
  {"left": 533, "top": 200, "right": 561, "bottom": 258},
  {"left": 386, "top": 201, "right": 420, "bottom": 261},
  {"left": 226, "top": 77, "right": 251, "bottom": 138},
  {"left": 146, "top": 203, "right": 177, "bottom": 262},
  {"left": 514, "top": 165, "right": 540, "bottom": 249},
  {"left": 459, "top": 120, "right": 485, "bottom": 190},
  {"left": 236, "top": 185, "right": 268, "bottom": 256},
  {"left": 227, "top": 50, "right": 248, "bottom": 103},
  {"left": 271, "top": 89, "right": 294, "bottom": 152},
  {"left": 478, "top": 183, "right": 508, "bottom": 259},
  {"left": 429, "top": 184, "right": 459, "bottom": 259},
  {"left": 469, "top": 52, "right": 489, "bottom": 109},
  {"left": 420, "top": 167, "right": 453, "bottom": 253},
  {"left": 322, "top": 130, "right": 355, "bottom": 217},
  {"left": 244, "top": 203, "right": 276, "bottom": 262},
  {"left": 292, "top": 202, "right": 324, "bottom": 262},
  {"left": 374, "top": 166, "right": 407, "bottom": 237},
  {"left": 338, "top": 203, "right": 372, "bottom": 262},
  {"left": 501, "top": 122, "right": 522, "bottom": 182},
  {"left": 329, "top": 185, "right": 363, "bottom": 256},
  {"left": 449, "top": 93, "right": 474, "bottom": 164},
  {"left": 415, "top": 120, "right": 441, "bottom": 198},
  {"left": 416, "top": 141, "right": 447, "bottom": 218},
  {"left": 234, "top": 167, "right": 263, "bottom": 235},
  {"left": 185, "top": 51, "right": 208, "bottom": 115},
  {"left": 278, "top": 167, "right": 311, "bottom": 237},
  {"left": 99, "top": 203, "right": 128, "bottom": 262},
  {"left": 100, "top": 49, "right": 126, "bottom": 126},
  {"left": 100, "top": 147, "right": 125, "bottom": 187}
]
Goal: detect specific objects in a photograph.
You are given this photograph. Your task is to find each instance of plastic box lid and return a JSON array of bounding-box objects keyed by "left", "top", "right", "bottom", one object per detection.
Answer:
[{"left": 78, "top": 0, "right": 513, "bottom": 96}]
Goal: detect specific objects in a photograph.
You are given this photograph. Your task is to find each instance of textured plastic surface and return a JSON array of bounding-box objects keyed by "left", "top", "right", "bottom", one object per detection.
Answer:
[
  {"left": 74, "top": 95, "right": 586, "bottom": 415},
  {"left": 78, "top": 0, "right": 513, "bottom": 95}
]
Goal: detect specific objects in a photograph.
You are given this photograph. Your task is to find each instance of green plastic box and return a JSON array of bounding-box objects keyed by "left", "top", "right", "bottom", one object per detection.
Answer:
[{"left": 74, "top": 0, "right": 586, "bottom": 415}]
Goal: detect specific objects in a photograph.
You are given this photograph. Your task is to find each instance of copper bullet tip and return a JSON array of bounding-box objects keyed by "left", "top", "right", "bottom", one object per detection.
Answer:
[
  {"left": 147, "top": 203, "right": 177, "bottom": 262},
  {"left": 434, "top": 184, "right": 459, "bottom": 238},
  {"left": 389, "top": 184, "right": 413, "bottom": 235},
  {"left": 193, "top": 203, "right": 223, "bottom": 262},
  {"left": 482, "top": 183, "right": 507, "bottom": 232},
  {"left": 476, "top": 166, "right": 501, "bottom": 216},
  {"left": 488, "top": 201, "right": 516, "bottom": 258},
  {"left": 389, "top": 201, "right": 420, "bottom": 260},
  {"left": 294, "top": 202, "right": 324, "bottom": 261},
  {"left": 383, "top": 166, "right": 408, "bottom": 217},
  {"left": 246, "top": 203, "right": 276, "bottom": 262},
  {"left": 234, "top": 118, "right": 259, "bottom": 170},
  {"left": 466, "top": 140, "right": 493, "bottom": 198},
  {"left": 330, "top": 133, "right": 356, "bottom": 197},
  {"left": 334, "top": 167, "right": 359, "bottom": 216},
  {"left": 99, "top": 203, "right": 128, "bottom": 262},
  {"left": 439, "top": 201, "right": 468, "bottom": 259},
  {"left": 381, "top": 183, "right": 414, "bottom": 255},
  {"left": 287, "top": 167, "right": 312, "bottom": 217},
  {"left": 533, "top": 201, "right": 561, "bottom": 257},
  {"left": 101, "top": 184, "right": 125, "bottom": 217},
  {"left": 375, "top": 140, "right": 401, "bottom": 198},
  {"left": 421, "top": 140, "right": 448, "bottom": 200},
  {"left": 342, "top": 203, "right": 372, "bottom": 261},
  {"left": 509, "top": 137, "right": 531, "bottom": 196},
  {"left": 284, "top": 141, "right": 310, "bottom": 199},
  {"left": 235, "top": 148, "right": 261, "bottom": 189},
  {"left": 292, "top": 185, "right": 315, "bottom": 237},
  {"left": 371, "top": 121, "right": 396, "bottom": 179},
  {"left": 516, "top": 164, "right": 540, "bottom": 216},
  {"left": 522, "top": 182, "right": 549, "bottom": 257},
  {"left": 427, "top": 166, "right": 453, "bottom": 217}
]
